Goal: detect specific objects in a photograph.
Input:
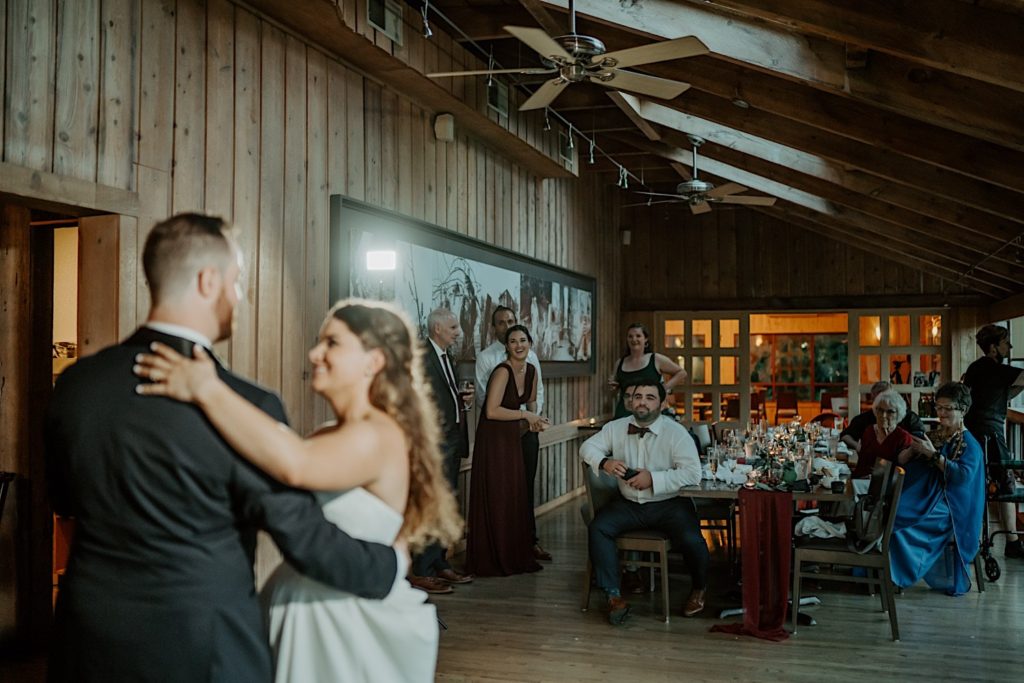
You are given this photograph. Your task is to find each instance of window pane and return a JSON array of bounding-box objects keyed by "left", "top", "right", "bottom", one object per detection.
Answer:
[
  {"left": 664, "top": 320, "right": 685, "bottom": 349},
  {"left": 721, "top": 392, "right": 741, "bottom": 421},
  {"left": 772, "top": 336, "right": 811, "bottom": 384},
  {"left": 860, "top": 354, "right": 881, "bottom": 384},
  {"left": 750, "top": 335, "right": 771, "bottom": 383},
  {"left": 859, "top": 316, "right": 881, "bottom": 347},
  {"left": 920, "top": 315, "right": 942, "bottom": 346},
  {"left": 691, "top": 320, "right": 711, "bottom": 349},
  {"left": 918, "top": 353, "right": 942, "bottom": 387},
  {"left": 720, "top": 319, "right": 739, "bottom": 348},
  {"left": 692, "top": 356, "right": 712, "bottom": 385},
  {"left": 888, "top": 354, "right": 911, "bottom": 385},
  {"left": 692, "top": 391, "right": 712, "bottom": 422},
  {"left": 814, "top": 334, "right": 849, "bottom": 384},
  {"left": 720, "top": 356, "right": 738, "bottom": 385},
  {"left": 889, "top": 315, "right": 911, "bottom": 346}
]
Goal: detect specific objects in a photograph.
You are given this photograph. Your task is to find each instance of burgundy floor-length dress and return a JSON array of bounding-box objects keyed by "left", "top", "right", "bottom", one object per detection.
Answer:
[{"left": 465, "top": 363, "right": 543, "bottom": 577}]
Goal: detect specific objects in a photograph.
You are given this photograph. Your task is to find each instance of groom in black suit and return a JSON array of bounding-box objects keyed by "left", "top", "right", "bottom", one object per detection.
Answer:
[
  {"left": 46, "top": 213, "right": 403, "bottom": 682},
  {"left": 410, "top": 308, "right": 475, "bottom": 593}
]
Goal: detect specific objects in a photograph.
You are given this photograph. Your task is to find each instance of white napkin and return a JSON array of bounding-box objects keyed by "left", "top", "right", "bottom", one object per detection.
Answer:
[
  {"left": 715, "top": 460, "right": 752, "bottom": 485},
  {"left": 794, "top": 517, "right": 847, "bottom": 538},
  {"left": 813, "top": 457, "right": 850, "bottom": 477}
]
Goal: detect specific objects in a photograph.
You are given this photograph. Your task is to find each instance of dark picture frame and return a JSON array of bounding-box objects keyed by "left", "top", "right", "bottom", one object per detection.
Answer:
[{"left": 329, "top": 197, "right": 597, "bottom": 379}]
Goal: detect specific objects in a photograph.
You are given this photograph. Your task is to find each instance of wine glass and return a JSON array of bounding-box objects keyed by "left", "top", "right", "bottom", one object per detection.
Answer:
[{"left": 457, "top": 380, "right": 474, "bottom": 411}]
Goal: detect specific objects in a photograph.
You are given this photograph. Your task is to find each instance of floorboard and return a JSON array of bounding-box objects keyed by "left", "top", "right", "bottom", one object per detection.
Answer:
[{"left": 435, "top": 503, "right": 1023, "bottom": 682}]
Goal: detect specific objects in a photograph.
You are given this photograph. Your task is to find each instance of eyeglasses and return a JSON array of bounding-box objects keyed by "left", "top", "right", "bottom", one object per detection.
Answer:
[{"left": 934, "top": 403, "right": 959, "bottom": 413}]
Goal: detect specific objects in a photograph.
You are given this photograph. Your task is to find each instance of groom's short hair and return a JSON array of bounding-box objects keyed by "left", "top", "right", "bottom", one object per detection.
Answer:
[{"left": 143, "top": 213, "right": 236, "bottom": 304}]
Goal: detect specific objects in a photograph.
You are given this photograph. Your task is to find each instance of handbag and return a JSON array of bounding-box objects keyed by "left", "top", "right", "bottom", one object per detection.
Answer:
[{"left": 847, "top": 491, "right": 885, "bottom": 553}]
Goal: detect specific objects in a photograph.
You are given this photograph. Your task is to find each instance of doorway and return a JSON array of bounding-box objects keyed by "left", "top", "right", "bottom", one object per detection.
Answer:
[{"left": 0, "top": 201, "right": 121, "bottom": 651}]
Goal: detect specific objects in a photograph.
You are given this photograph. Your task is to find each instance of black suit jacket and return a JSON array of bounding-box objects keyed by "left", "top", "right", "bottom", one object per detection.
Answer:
[
  {"left": 46, "top": 328, "right": 398, "bottom": 682},
  {"left": 423, "top": 341, "right": 469, "bottom": 463}
]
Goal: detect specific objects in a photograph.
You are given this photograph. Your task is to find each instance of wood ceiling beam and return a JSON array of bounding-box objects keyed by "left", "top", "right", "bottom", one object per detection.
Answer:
[
  {"left": 755, "top": 207, "right": 1010, "bottom": 298},
  {"left": 539, "top": 1, "right": 1024, "bottom": 150},
  {"left": 605, "top": 123, "right": 1024, "bottom": 286},
  {"left": 243, "top": 1, "right": 571, "bottom": 178},
  {"left": 633, "top": 97, "right": 1024, "bottom": 225},
  {"left": 663, "top": 135, "right": 1024, "bottom": 260},
  {"left": 625, "top": 112, "right": 1024, "bottom": 236},
  {"left": 619, "top": 131, "right": 1024, "bottom": 268},
  {"left": 689, "top": 0, "right": 1024, "bottom": 93}
]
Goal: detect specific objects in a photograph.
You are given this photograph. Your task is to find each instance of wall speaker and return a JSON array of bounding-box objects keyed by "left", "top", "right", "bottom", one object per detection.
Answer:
[{"left": 434, "top": 113, "right": 455, "bottom": 143}]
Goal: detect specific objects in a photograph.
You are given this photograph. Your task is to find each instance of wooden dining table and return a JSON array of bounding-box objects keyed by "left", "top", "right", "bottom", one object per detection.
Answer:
[{"left": 679, "top": 478, "right": 852, "bottom": 503}]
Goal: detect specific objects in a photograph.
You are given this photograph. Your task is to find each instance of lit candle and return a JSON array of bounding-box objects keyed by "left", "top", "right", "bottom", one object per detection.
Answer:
[{"left": 588, "top": 417, "right": 596, "bottom": 426}]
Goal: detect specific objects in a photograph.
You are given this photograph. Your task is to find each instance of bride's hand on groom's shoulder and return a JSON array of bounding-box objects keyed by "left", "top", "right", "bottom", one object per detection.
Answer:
[{"left": 134, "top": 342, "right": 219, "bottom": 404}]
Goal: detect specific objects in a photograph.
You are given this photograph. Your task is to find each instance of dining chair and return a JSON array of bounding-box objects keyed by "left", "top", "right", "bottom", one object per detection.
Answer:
[
  {"left": 775, "top": 391, "right": 800, "bottom": 424},
  {"left": 691, "top": 423, "right": 713, "bottom": 455},
  {"left": 579, "top": 462, "right": 672, "bottom": 623},
  {"left": 792, "top": 461, "right": 906, "bottom": 641},
  {"left": 809, "top": 412, "right": 844, "bottom": 429},
  {"left": 830, "top": 397, "right": 850, "bottom": 418},
  {"left": 750, "top": 392, "right": 768, "bottom": 423}
]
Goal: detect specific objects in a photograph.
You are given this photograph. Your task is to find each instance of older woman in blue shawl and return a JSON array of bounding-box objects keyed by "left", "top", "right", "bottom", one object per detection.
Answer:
[{"left": 891, "top": 382, "right": 985, "bottom": 595}]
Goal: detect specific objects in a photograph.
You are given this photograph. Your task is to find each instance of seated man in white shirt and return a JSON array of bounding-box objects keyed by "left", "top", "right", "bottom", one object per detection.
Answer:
[{"left": 579, "top": 383, "right": 708, "bottom": 624}]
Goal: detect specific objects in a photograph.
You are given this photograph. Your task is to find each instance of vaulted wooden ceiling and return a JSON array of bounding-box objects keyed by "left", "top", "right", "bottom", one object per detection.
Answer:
[{"left": 423, "top": 0, "right": 1024, "bottom": 300}]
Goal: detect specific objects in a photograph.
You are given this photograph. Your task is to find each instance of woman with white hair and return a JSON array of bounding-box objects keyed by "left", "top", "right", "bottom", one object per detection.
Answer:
[
  {"left": 891, "top": 382, "right": 985, "bottom": 595},
  {"left": 851, "top": 389, "right": 914, "bottom": 478}
]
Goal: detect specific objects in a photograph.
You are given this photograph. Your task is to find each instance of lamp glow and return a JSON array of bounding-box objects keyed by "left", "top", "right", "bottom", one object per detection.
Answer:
[{"left": 366, "top": 251, "right": 396, "bottom": 271}]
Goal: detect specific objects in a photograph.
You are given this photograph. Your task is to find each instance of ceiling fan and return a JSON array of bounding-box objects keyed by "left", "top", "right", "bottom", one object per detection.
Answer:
[
  {"left": 426, "top": 1, "right": 708, "bottom": 111},
  {"left": 629, "top": 136, "right": 777, "bottom": 214}
]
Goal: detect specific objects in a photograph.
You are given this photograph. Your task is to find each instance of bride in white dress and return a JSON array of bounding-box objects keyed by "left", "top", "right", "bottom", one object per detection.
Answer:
[{"left": 135, "top": 300, "right": 463, "bottom": 682}]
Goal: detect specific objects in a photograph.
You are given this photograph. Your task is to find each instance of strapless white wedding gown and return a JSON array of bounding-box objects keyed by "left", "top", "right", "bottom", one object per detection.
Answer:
[{"left": 261, "top": 488, "right": 438, "bottom": 682}]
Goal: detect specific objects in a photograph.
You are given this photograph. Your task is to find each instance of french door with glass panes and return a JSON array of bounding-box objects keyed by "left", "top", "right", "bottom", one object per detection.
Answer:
[
  {"left": 657, "top": 313, "right": 750, "bottom": 428},
  {"left": 847, "top": 310, "right": 947, "bottom": 420}
]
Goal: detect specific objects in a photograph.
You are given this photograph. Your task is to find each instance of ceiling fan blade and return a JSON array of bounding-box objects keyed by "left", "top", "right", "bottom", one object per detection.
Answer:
[
  {"left": 690, "top": 200, "right": 712, "bottom": 215},
  {"left": 669, "top": 162, "right": 692, "bottom": 181},
  {"left": 599, "top": 70, "right": 690, "bottom": 101},
  {"left": 706, "top": 182, "right": 748, "bottom": 198},
  {"left": 623, "top": 200, "right": 684, "bottom": 207},
  {"left": 519, "top": 78, "right": 570, "bottom": 111},
  {"left": 598, "top": 36, "right": 709, "bottom": 69},
  {"left": 635, "top": 191, "right": 688, "bottom": 199},
  {"left": 717, "top": 195, "right": 777, "bottom": 206},
  {"left": 504, "top": 26, "right": 572, "bottom": 62},
  {"left": 427, "top": 67, "right": 557, "bottom": 78}
]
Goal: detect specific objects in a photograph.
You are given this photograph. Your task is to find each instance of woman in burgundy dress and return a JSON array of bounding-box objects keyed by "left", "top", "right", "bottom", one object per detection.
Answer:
[
  {"left": 466, "top": 325, "right": 547, "bottom": 576},
  {"left": 852, "top": 389, "right": 915, "bottom": 478}
]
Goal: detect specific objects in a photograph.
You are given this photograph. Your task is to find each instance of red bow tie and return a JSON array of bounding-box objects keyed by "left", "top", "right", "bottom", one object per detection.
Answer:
[{"left": 627, "top": 424, "right": 651, "bottom": 438}]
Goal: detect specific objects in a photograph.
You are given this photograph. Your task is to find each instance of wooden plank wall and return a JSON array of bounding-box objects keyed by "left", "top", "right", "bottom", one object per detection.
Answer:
[
  {"left": 0, "top": 0, "right": 620, "bottom": 536},
  {"left": 621, "top": 205, "right": 973, "bottom": 305}
]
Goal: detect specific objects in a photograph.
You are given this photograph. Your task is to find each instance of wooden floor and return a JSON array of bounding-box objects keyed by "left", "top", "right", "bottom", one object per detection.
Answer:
[
  {"left": 435, "top": 500, "right": 1024, "bottom": 682},
  {"left": 4, "top": 500, "right": 1021, "bottom": 682}
]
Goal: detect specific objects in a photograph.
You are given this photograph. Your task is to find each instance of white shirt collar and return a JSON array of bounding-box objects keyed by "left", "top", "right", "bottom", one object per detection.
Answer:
[
  {"left": 627, "top": 414, "right": 663, "bottom": 436},
  {"left": 144, "top": 322, "right": 213, "bottom": 349},
  {"left": 427, "top": 337, "right": 447, "bottom": 359}
]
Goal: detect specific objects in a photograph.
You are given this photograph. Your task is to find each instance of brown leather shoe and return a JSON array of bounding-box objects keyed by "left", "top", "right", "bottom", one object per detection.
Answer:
[
  {"left": 409, "top": 575, "right": 453, "bottom": 594},
  {"left": 607, "top": 596, "right": 631, "bottom": 625},
  {"left": 436, "top": 568, "right": 474, "bottom": 584},
  {"left": 683, "top": 588, "right": 706, "bottom": 617},
  {"left": 532, "top": 544, "right": 553, "bottom": 561}
]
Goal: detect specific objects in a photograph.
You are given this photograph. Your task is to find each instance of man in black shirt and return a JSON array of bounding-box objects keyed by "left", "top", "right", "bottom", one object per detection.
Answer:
[
  {"left": 840, "top": 381, "right": 927, "bottom": 453},
  {"left": 962, "top": 324, "right": 1024, "bottom": 558}
]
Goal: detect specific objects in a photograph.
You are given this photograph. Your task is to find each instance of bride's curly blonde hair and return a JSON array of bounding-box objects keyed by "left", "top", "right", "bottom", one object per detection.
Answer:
[{"left": 330, "top": 299, "right": 463, "bottom": 552}]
